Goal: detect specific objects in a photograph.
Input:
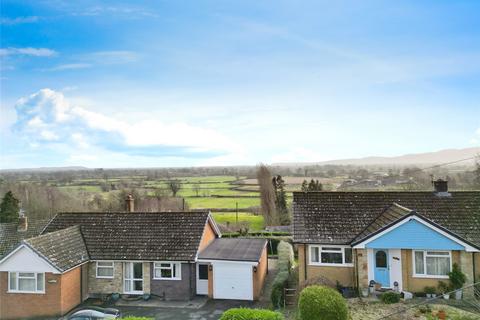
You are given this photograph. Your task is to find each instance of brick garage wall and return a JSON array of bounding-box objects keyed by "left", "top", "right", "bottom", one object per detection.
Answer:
[
  {"left": 150, "top": 263, "right": 195, "bottom": 300},
  {"left": 253, "top": 247, "right": 268, "bottom": 300},
  {"left": 0, "top": 271, "right": 62, "bottom": 319},
  {"left": 60, "top": 267, "right": 82, "bottom": 315}
]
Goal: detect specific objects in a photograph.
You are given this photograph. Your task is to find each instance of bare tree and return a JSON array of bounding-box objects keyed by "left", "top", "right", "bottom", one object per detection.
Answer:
[
  {"left": 192, "top": 182, "right": 201, "bottom": 197},
  {"left": 167, "top": 179, "right": 182, "bottom": 197},
  {"left": 257, "top": 164, "right": 278, "bottom": 226}
]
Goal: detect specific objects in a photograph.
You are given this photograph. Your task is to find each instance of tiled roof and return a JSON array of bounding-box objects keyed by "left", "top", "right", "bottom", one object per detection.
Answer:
[
  {"left": 199, "top": 238, "right": 267, "bottom": 262},
  {"left": 25, "top": 225, "right": 89, "bottom": 272},
  {"left": 0, "top": 219, "right": 50, "bottom": 258},
  {"left": 42, "top": 212, "right": 211, "bottom": 261},
  {"left": 293, "top": 191, "right": 480, "bottom": 247},
  {"left": 352, "top": 203, "right": 413, "bottom": 243}
]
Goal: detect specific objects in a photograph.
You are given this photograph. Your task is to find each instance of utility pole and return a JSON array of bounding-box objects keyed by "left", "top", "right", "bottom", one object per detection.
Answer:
[{"left": 236, "top": 202, "right": 238, "bottom": 224}]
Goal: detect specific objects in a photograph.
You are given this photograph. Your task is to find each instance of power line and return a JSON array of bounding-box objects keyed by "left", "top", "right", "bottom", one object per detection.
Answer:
[{"left": 404, "top": 156, "right": 477, "bottom": 174}]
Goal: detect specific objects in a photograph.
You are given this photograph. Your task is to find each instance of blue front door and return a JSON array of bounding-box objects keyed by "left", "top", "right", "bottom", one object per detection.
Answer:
[{"left": 374, "top": 249, "right": 390, "bottom": 287}]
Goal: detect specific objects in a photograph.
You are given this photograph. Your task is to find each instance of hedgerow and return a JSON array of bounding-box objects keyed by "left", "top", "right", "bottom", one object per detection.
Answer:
[
  {"left": 270, "top": 241, "right": 294, "bottom": 308},
  {"left": 220, "top": 308, "right": 284, "bottom": 320}
]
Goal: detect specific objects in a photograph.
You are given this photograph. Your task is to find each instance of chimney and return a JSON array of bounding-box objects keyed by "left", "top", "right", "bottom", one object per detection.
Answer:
[
  {"left": 433, "top": 179, "right": 450, "bottom": 197},
  {"left": 18, "top": 215, "right": 28, "bottom": 232},
  {"left": 125, "top": 194, "right": 135, "bottom": 212}
]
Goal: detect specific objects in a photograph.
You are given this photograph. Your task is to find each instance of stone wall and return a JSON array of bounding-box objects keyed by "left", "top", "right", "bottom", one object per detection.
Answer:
[{"left": 87, "top": 261, "right": 123, "bottom": 295}]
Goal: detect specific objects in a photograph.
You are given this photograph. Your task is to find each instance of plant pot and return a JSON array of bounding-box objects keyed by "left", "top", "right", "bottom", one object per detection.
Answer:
[
  {"left": 111, "top": 293, "right": 120, "bottom": 301},
  {"left": 426, "top": 293, "right": 432, "bottom": 298},
  {"left": 443, "top": 294, "right": 450, "bottom": 300},
  {"left": 437, "top": 310, "right": 447, "bottom": 320},
  {"left": 369, "top": 286, "right": 375, "bottom": 294},
  {"left": 361, "top": 288, "right": 369, "bottom": 297},
  {"left": 142, "top": 293, "right": 151, "bottom": 301},
  {"left": 431, "top": 294, "right": 437, "bottom": 298},
  {"left": 455, "top": 291, "right": 462, "bottom": 300}
]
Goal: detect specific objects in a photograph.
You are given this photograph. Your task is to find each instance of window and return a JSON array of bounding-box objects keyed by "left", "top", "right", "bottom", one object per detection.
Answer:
[
  {"left": 413, "top": 250, "right": 451, "bottom": 278},
  {"left": 309, "top": 245, "right": 353, "bottom": 266},
  {"left": 96, "top": 261, "right": 114, "bottom": 278},
  {"left": 375, "top": 250, "right": 387, "bottom": 268},
  {"left": 8, "top": 272, "right": 44, "bottom": 293},
  {"left": 153, "top": 262, "right": 181, "bottom": 280}
]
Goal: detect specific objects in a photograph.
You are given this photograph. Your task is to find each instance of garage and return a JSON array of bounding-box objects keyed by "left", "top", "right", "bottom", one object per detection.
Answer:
[
  {"left": 198, "top": 238, "right": 268, "bottom": 301},
  {"left": 213, "top": 261, "right": 253, "bottom": 300}
]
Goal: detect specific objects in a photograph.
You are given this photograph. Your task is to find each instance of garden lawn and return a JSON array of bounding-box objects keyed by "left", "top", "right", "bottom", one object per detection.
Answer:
[{"left": 212, "top": 212, "right": 264, "bottom": 231}]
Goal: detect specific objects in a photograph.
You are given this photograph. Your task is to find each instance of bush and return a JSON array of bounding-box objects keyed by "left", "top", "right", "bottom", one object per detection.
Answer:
[
  {"left": 424, "top": 286, "right": 436, "bottom": 294},
  {"left": 271, "top": 270, "right": 289, "bottom": 308},
  {"left": 298, "top": 285, "right": 348, "bottom": 320},
  {"left": 220, "top": 308, "right": 284, "bottom": 320},
  {"left": 380, "top": 291, "right": 401, "bottom": 304},
  {"left": 449, "top": 263, "right": 466, "bottom": 289},
  {"left": 277, "top": 241, "right": 294, "bottom": 272}
]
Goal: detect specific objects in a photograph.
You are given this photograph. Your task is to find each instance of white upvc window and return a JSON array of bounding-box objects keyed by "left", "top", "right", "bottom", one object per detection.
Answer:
[
  {"left": 413, "top": 250, "right": 451, "bottom": 278},
  {"left": 153, "top": 262, "right": 181, "bottom": 280},
  {"left": 309, "top": 245, "right": 353, "bottom": 267},
  {"left": 8, "top": 272, "right": 45, "bottom": 294},
  {"left": 96, "top": 261, "right": 114, "bottom": 278}
]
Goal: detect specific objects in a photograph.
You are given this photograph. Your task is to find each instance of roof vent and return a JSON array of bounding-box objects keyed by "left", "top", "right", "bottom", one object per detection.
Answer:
[{"left": 433, "top": 179, "right": 450, "bottom": 197}]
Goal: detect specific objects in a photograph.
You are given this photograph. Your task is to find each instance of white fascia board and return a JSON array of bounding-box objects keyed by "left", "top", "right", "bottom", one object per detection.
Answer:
[{"left": 197, "top": 259, "right": 258, "bottom": 266}]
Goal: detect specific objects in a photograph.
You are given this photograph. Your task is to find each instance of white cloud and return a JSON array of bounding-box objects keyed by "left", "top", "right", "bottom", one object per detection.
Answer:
[
  {"left": 0, "top": 47, "right": 57, "bottom": 57},
  {"left": 14, "top": 89, "right": 237, "bottom": 157},
  {"left": 0, "top": 16, "right": 39, "bottom": 25}
]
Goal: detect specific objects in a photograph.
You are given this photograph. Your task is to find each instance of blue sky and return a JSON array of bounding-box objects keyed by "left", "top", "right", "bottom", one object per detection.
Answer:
[{"left": 1, "top": 0, "right": 479, "bottom": 169}]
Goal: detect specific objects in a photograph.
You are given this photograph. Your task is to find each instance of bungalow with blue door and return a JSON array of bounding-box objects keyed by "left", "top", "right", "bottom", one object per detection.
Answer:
[{"left": 293, "top": 180, "right": 480, "bottom": 295}]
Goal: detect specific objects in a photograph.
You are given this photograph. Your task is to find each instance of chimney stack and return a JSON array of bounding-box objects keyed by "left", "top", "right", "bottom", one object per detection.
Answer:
[
  {"left": 18, "top": 215, "right": 28, "bottom": 232},
  {"left": 433, "top": 179, "right": 450, "bottom": 197},
  {"left": 126, "top": 194, "right": 135, "bottom": 212}
]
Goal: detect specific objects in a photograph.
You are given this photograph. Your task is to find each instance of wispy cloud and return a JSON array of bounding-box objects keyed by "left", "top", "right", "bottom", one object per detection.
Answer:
[
  {"left": 43, "top": 63, "right": 92, "bottom": 71},
  {"left": 71, "top": 5, "right": 158, "bottom": 18},
  {"left": 0, "top": 47, "right": 57, "bottom": 57},
  {"left": 0, "top": 16, "right": 39, "bottom": 25},
  {"left": 84, "top": 51, "right": 138, "bottom": 64},
  {"left": 13, "top": 89, "right": 237, "bottom": 158}
]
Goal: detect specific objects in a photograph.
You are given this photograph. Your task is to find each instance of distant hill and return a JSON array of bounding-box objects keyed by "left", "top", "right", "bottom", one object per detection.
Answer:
[
  {"left": 273, "top": 147, "right": 480, "bottom": 167},
  {"left": 0, "top": 166, "right": 89, "bottom": 173}
]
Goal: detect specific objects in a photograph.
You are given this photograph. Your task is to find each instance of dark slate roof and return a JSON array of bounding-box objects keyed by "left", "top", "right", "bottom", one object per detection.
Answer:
[
  {"left": 0, "top": 219, "right": 50, "bottom": 258},
  {"left": 293, "top": 191, "right": 480, "bottom": 247},
  {"left": 24, "top": 225, "right": 89, "bottom": 272},
  {"left": 198, "top": 238, "right": 267, "bottom": 262},
  {"left": 42, "top": 212, "right": 211, "bottom": 261},
  {"left": 352, "top": 203, "right": 412, "bottom": 243}
]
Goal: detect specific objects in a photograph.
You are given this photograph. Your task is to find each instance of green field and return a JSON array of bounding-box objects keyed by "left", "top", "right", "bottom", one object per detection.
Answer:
[
  {"left": 185, "top": 196, "right": 260, "bottom": 209},
  {"left": 212, "top": 212, "right": 264, "bottom": 231}
]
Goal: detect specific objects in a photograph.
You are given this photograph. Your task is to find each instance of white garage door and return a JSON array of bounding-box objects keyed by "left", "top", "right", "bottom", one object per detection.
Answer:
[{"left": 213, "top": 262, "right": 253, "bottom": 300}]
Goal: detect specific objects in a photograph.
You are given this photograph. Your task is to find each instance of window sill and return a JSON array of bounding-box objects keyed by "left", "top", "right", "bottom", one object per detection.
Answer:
[
  {"left": 308, "top": 263, "right": 354, "bottom": 268},
  {"left": 412, "top": 275, "right": 449, "bottom": 279},
  {"left": 8, "top": 290, "right": 45, "bottom": 294},
  {"left": 152, "top": 277, "right": 182, "bottom": 281},
  {"left": 96, "top": 276, "right": 114, "bottom": 279}
]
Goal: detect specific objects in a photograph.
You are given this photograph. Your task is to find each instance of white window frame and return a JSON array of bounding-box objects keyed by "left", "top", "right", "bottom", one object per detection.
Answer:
[
  {"left": 308, "top": 245, "right": 354, "bottom": 267},
  {"left": 412, "top": 250, "right": 452, "bottom": 279},
  {"left": 153, "top": 262, "right": 182, "bottom": 280},
  {"left": 96, "top": 261, "right": 114, "bottom": 279},
  {"left": 8, "top": 272, "right": 45, "bottom": 294}
]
